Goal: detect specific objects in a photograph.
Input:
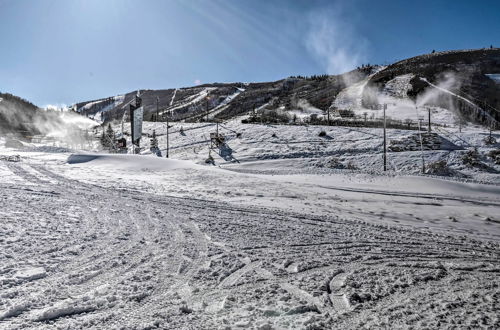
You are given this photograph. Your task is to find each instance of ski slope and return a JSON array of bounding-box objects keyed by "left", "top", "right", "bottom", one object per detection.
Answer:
[
  {"left": 160, "top": 87, "right": 216, "bottom": 116},
  {"left": 331, "top": 74, "right": 458, "bottom": 126},
  {"left": 78, "top": 95, "right": 125, "bottom": 122},
  {"left": 207, "top": 87, "right": 245, "bottom": 119}
]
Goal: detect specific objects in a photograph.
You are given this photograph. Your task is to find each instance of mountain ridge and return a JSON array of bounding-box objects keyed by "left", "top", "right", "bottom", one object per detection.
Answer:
[{"left": 72, "top": 48, "right": 500, "bottom": 128}]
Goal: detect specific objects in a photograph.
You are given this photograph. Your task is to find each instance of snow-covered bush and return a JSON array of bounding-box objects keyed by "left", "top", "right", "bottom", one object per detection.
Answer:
[
  {"left": 484, "top": 135, "right": 497, "bottom": 145},
  {"left": 462, "top": 148, "right": 480, "bottom": 167},
  {"left": 324, "top": 157, "right": 344, "bottom": 169},
  {"left": 346, "top": 161, "right": 358, "bottom": 170},
  {"left": 488, "top": 149, "right": 500, "bottom": 164},
  {"left": 425, "top": 160, "right": 451, "bottom": 176}
]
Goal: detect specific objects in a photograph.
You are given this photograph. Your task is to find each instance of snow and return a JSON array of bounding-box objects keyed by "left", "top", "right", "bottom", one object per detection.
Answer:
[
  {"left": 170, "top": 88, "right": 178, "bottom": 106},
  {"left": 420, "top": 77, "right": 498, "bottom": 123},
  {"left": 486, "top": 74, "right": 500, "bottom": 83},
  {"left": 79, "top": 95, "right": 125, "bottom": 122},
  {"left": 332, "top": 78, "right": 367, "bottom": 110},
  {"left": 331, "top": 74, "right": 459, "bottom": 126},
  {"left": 14, "top": 267, "right": 46, "bottom": 281},
  {"left": 67, "top": 153, "right": 204, "bottom": 171},
  {"left": 0, "top": 119, "right": 499, "bottom": 329},
  {"left": 161, "top": 87, "right": 216, "bottom": 116},
  {"left": 207, "top": 87, "right": 245, "bottom": 119}
]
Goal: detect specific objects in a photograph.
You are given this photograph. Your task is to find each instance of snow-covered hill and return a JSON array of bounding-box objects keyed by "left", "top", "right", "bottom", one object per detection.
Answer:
[{"left": 72, "top": 48, "right": 500, "bottom": 129}]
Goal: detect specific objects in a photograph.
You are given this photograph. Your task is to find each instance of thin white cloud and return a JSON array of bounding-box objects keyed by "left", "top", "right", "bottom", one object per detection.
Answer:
[{"left": 305, "top": 6, "right": 368, "bottom": 75}]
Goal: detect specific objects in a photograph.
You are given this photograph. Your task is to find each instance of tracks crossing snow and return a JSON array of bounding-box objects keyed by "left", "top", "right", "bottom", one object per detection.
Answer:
[{"left": 1, "top": 162, "right": 499, "bottom": 329}]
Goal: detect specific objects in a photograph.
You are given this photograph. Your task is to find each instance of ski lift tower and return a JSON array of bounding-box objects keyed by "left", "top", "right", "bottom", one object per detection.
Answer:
[
  {"left": 210, "top": 120, "right": 225, "bottom": 148},
  {"left": 130, "top": 91, "right": 143, "bottom": 154}
]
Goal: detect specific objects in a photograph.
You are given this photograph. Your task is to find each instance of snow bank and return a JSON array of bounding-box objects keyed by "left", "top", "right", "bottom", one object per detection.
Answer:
[
  {"left": 264, "top": 172, "right": 500, "bottom": 200},
  {"left": 24, "top": 146, "right": 73, "bottom": 153},
  {"left": 15, "top": 267, "right": 46, "bottom": 281},
  {"left": 67, "top": 153, "right": 203, "bottom": 171}
]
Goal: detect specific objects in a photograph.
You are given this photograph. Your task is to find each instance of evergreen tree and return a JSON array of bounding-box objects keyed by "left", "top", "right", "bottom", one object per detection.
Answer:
[
  {"left": 150, "top": 130, "right": 161, "bottom": 156},
  {"left": 100, "top": 129, "right": 107, "bottom": 148},
  {"left": 100, "top": 124, "right": 115, "bottom": 150},
  {"left": 150, "top": 130, "right": 158, "bottom": 149}
]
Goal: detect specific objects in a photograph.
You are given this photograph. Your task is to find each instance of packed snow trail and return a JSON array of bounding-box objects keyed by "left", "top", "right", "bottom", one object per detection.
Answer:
[
  {"left": 170, "top": 88, "right": 178, "bottom": 106},
  {"left": 207, "top": 87, "right": 245, "bottom": 120},
  {"left": 1, "top": 160, "right": 499, "bottom": 329}
]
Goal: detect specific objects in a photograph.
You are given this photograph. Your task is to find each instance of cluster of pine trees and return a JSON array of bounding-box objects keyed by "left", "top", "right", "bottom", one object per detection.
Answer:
[{"left": 288, "top": 74, "right": 330, "bottom": 81}]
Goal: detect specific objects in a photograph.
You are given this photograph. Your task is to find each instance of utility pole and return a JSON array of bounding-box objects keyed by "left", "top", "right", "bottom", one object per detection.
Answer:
[
  {"left": 427, "top": 106, "right": 431, "bottom": 133},
  {"left": 121, "top": 115, "right": 124, "bottom": 138},
  {"left": 156, "top": 96, "right": 159, "bottom": 122},
  {"left": 206, "top": 95, "right": 210, "bottom": 122},
  {"left": 216, "top": 120, "right": 219, "bottom": 136},
  {"left": 327, "top": 108, "right": 330, "bottom": 126},
  {"left": 417, "top": 111, "right": 426, "bottom": 173},
  {"left": 383, "top": 104, "right": 387, "bottom": 171},
  {"left": 166, "top": 111, "right": 170, "bottom": 158}
]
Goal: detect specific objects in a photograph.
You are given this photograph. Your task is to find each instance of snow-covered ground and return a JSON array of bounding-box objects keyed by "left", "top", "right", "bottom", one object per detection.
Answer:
[
  {"left": 331, "top": 73, "right": 460, "bottom": 126},
  {"left": 1, "top": 120, "right": 499, "bottom": 329}
]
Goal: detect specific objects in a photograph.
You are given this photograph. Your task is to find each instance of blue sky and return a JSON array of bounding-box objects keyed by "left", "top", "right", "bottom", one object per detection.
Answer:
[{"left": 0, "top": 0, "right": 499, "bottom": 106}]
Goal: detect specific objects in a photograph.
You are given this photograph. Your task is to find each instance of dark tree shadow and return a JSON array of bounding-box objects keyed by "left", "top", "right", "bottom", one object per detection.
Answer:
[{"left": 218, "top": 143, "right": 239, "bottom": 163}]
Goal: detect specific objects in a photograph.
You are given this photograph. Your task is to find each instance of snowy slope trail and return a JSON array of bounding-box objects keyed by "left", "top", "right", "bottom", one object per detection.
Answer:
[{"left": 1, "top": 158, "right": 499, "bottom": 329}]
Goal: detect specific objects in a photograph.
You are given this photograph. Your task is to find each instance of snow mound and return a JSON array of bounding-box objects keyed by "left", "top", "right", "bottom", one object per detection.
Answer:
[
  {"left": 67, "top": 153, "right": 202, "bottom": 171},
  {"left": 24, "top": 146, "right": 73, "bottom": 153},
  {"left": 15, "top": 267, "right": 46, "bottom": 281}
]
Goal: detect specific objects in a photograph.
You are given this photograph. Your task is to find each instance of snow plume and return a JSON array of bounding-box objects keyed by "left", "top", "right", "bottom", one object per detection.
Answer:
[
  {"left": 296, "top": 99, "right": 322, "bottom": 114},
  {"left": 43, "top": 104, "right": 69, "bottom": 112},
  {"left": 34, "top": 111, "right": 98, "bottom": 140},
  {"left": 418, "top": 72, "right": 498, "bottom": 124},
  {"left": 305, "top": 6, "right": 368, "bottom": 85},
  {"left": 416, "top": 72, "right": 461, "bottom": 109},
  {"left": 0, "top": 95, "right": 97, "bottom": 145},
  {"left": 363, "top": 73, "right": 461, "bottom": 112}
]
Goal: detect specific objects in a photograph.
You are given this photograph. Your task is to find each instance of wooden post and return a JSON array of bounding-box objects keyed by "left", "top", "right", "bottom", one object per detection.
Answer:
[
  {"left": 417, "top": 110, "right": 426, "bottom": 173},
  {"left": 166, "top": 112, "right": 170, "bottom": 158},
  {"left": 156, "top": 96, "right": 159, "bottom": 122},
  {"left": 206, "top": 95, "right": 209, "bottom": 122},
  {"left": 383, "top": 104, "right": 387, "bottom": 171},
  {"left": 428, "top": 107, "right": 431, "bottom": 133}
]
